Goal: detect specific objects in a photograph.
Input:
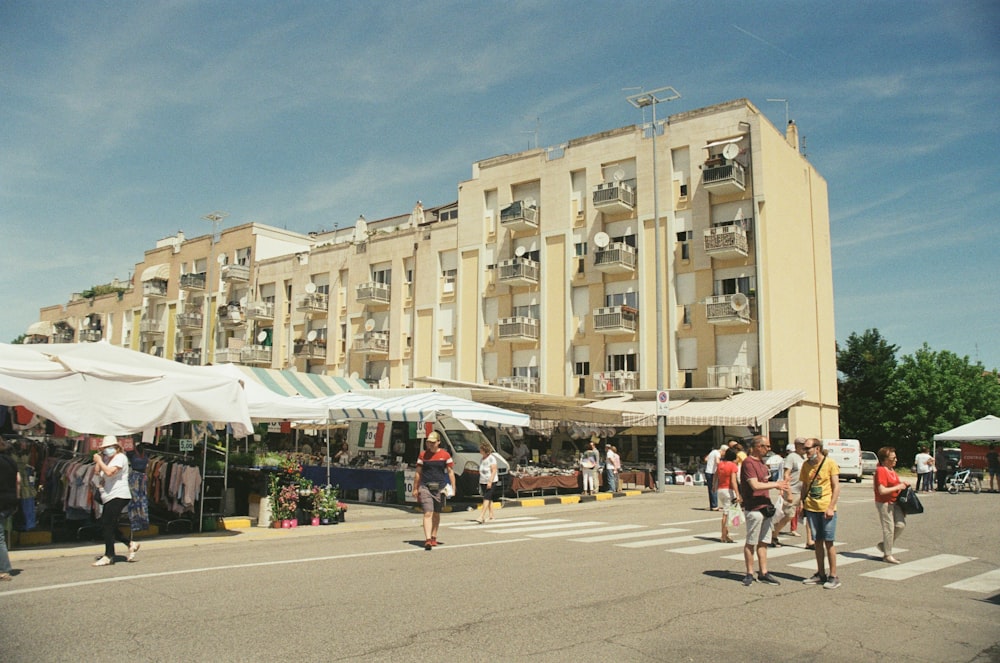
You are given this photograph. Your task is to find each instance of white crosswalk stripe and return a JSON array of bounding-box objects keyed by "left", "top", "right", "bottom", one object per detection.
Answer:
[
  {"left": 860, "top": 554, "right": 976, "bottom": 580},
  {"left": 529, "top": 524, "right": 646, "bottom": 538},
  {"left": 571, "top": 527, "right": 688, "bottom": 543},
  {"left": 670, "top": 541, "right": 743, "bottom": 555},
  {"left": 491, "top": 521, "right": 605, "bottom": 534},
  {"left": 944, "top": 569, "right": 1000, "bottom": 593},
  {"left": 786, "top": 546, "right": 907, "bottom": 569}
]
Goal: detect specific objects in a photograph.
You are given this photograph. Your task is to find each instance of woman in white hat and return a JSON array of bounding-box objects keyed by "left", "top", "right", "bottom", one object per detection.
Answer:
[{"left": 92, "top": 436, "right": 139, "bottom": 566}]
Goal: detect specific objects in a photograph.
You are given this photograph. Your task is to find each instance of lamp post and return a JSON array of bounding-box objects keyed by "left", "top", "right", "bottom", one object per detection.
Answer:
[
  {"left": 627, "top": 86, "right": 680, "bottom": 494},
  {"left": 202, "top": 211, "right": 228, "bottom": 364}
]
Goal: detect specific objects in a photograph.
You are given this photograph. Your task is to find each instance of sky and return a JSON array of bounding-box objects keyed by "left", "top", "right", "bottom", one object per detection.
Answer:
[{"left": 2, "top": 1, "right": 998, "bottom": 369}]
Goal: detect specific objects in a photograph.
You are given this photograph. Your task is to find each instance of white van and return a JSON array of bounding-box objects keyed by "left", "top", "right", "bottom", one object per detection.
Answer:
[{"left": 821, "top": 439, "right": 863, "bottom": 483}]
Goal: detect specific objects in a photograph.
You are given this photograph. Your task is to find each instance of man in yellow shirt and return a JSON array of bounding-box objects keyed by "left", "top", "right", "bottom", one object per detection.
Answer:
[{"left": 799, "top": 438, "right": 841, "bottom": 589}]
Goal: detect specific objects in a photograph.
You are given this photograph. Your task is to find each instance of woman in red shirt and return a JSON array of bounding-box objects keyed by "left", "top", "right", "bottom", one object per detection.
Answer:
[
  {"left": 874, "top": 446, "right": 910, "bottom": 564},
  {"left": 714, "top": 447, "right": 741, "bottom": 543}
]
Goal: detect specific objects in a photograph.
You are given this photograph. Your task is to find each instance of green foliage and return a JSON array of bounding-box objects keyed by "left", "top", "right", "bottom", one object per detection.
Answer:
[
  {"left": 9, "top": 334, "right": 26, "bottom": 344},
  {"left": 79, "top": 284, "right": 127, "bottom": 300},
  {"left": 837, "top": 329, "right": 899, "bottom": 447}
]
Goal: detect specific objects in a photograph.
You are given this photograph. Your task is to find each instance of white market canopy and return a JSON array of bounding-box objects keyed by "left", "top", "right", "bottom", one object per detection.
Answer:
[
  {"left": 933, "top": 415, "right": 1000, "bottom": 442},
  {"left": 0, "top": 342, "right": 253, "bottom": 437},
  {"left": 207, "top": 363, "right": 331, "bottom": 422},
  {"left": 347, "top": 391, "right": 530, "bottom": 428}
]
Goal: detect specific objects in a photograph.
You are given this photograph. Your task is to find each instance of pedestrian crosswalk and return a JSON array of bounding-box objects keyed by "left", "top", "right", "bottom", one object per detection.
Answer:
[{"left": 446, "top": 515, "right": 992, "bottom": 593}]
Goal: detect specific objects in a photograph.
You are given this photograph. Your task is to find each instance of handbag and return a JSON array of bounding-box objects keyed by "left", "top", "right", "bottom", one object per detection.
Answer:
[
  {"left": 897, "top": 486, "right": 924, "bottom": 515},
  {"left": 726, "top": 502, "right": 743, "bottom": 527}
]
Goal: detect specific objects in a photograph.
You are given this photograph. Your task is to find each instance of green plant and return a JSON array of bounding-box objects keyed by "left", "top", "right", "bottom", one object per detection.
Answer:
[{"left": 311, "top": 486, "right": 340, "bottom": 519}]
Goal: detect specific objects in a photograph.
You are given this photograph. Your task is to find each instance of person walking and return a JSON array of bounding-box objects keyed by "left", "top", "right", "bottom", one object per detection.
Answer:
[
  {"left": 605, "top": 444, "right": 620, "bottom": 493},
  {"left": 580, "top": 441, "right": 600, "bottom": 496},
  {"left": 771, "top": 438, "right": 805, "bottom": 546},
  {"left": 986, "top": 444, "right": 999, "bottom": 493},
  {"left": 714, "top": 447, "right": 740, "bottom": 543},
  {"left": 0, "top": 437, "right": 20, "bottom": 581},
  {"left": 800, "top": 438, "right": 841, "bottom": 589},
  {"left": 738, "top": 436, "right": 788, "bottom": 586},
  {"left": 914, "top": 446, "right": 934, "bottom": 493},
  {"left": 92, "top": 436, "right": 138, "bottom": 567},
  {"left": 704, "top": 444, "right": 721, "bottom": 511},
  {"left": 412, "top": 432, "right": 455, "bottom": 551},
  {"left": 874, "top": 446, "right": 909, "bottom": 564},
  {"left": 476, "top": 442, "right": 499, "bottom": 523}
]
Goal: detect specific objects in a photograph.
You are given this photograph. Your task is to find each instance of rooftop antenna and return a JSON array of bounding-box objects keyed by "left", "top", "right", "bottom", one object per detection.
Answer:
[
  {"left": 623, "top": 86, "right": 646, "bottom": 124},
  {"left": 521, "top": 116, "right": 539, "bottom": 149},
  {"left": 766, "top": 98, "right": 790, "bottom": 127}
]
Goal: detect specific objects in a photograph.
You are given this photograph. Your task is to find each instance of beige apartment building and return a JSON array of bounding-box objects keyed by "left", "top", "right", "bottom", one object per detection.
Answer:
[{"left": 26, "top": 98, "right": 838, "bottom": 441}]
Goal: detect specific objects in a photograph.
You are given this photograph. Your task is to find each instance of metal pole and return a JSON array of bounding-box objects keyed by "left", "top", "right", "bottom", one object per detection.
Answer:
[{"left": 650, "top": 101, "right": 666, "bottom": 494}]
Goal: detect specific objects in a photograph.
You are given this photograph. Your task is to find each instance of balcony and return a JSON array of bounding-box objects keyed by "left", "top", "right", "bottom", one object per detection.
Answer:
[
  {"left": 79, "top": 328, "right": 103, "bottom": 342},
  {"left": 499, "top": 200, "right": 539, "bottom": 232},
  {"left": 296, "top": 293, "right": 329, "bottom": 316},
  {"left": 355, "top": 282, "right": 390, "bottom": 307},
  {"left": 179, "top": 272, "right": 206, "bottom": 290},
  {"left": 240, "top": 344, "right": 272, "bottom": 365},
  {"left": 177, "top": 311, "right": 204, "bottom": 331},
  {"left": 593, "top": 305, "right": 638, "bottom": 335},
  {"left": 496, "top": 375, "right": 539, "bottom": 393},
  {"left": 705, "top": 294, "right": 752, "bottom": 325},
  {"left": 352, "top": 331, "right": 389, "bottom": 356},
  {"left": 703, "top": 224, "right": 749, "bottom": 258},
  {"left": 593, "top": 370, "right": 639, "bottom": 394},
  {"left": 214, "top": 348, "right": 242, "bottom": 364},
  {"left": 53, "top": 329, "right": 74, "bottom": 344},
  {"left": 294, "top": 340, "right": 327, "bottom": 360},
  {"left": 139, "top": 320, "right": 164, "bottom": 336},
  {"left": 702, "top": 160, "right": 746, "bottom": 194},
  {"left": 708, "top": 365, "right": 754, "bottom": 390},
  {"left": 497, "top": 257, "right": 539, "bottom": 286},
  {"left": 218, "top": 305, "right": 246, "bottom": 329},
  {"left": 220, "top": 264, "right": 250, "bottom": 282},
  {"left": 143, "top": 279, "right": 168, "bottom": 298},
  {"left": 175, "top": 350, "right": 202, "bottom": 366},
  {"left": 593, "top": 242, "right": 637, "bottom": 274},
  {"left": 497, "top": 316, "right": 539, "bottom": 342},
  {"left": 592, "top": 181, "right": 635, "bottom": 214},
  {"left": 246, "top": 300, "right": 275, "bottom": 321}
]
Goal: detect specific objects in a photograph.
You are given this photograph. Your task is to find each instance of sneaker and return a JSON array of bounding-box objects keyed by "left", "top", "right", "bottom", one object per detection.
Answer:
[
  {"left": 802, "top": 573, "right": 827, "bottom": 585},
  {"left": 128, "top": 542, "right": 140, "bottom": 562},
  {"left": 424, "top": 539, "right": 433, "bottom": 551},
  {"left": 92, "top": 556, "right": 114, "bottom": 567},
  {"left": 823, "top": 576, "right": 842, "bottom": 590},
  {"left": 741, "top": 574, "right": 755, "bottom": 587},
  {"left": 786, "top": 531, "right": 801, "bottom": 537},
  {"left": 758, "top": 572, "right": 780, "bottom": 585}
]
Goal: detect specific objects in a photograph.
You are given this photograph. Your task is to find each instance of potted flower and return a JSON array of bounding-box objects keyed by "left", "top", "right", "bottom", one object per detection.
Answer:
[
  {"left": 277, "top": 483, "right": 299, "bottom": 528},
  {"left": 336, "top": 500, "right": 348, "bottom": 523},
  {"left": 312, "top": 486, "right": 340, "bottom": 524}
]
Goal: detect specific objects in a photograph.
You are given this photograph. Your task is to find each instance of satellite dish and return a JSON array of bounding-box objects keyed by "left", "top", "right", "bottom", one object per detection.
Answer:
[
  {"left": 730, "top": 293, "right": 749, "bottom": 311},
  {"left": 364, "top": 318, "right": 375, "bottom": 332},
  {"left": 594, "top": 232, "right": 610, "bottom": 248},
  {"left": 83, "top": 315, "right": 91, "bottom": 326},
  {"left": 514, "top": 246, "right": 526, "bottom": 258},
  {"left": 612, "top": 168, "right": 625, "bottom": 182},
  {"left": 306, "top": 330, "right": 318, "bottom": 342},
  {"left": 256, "top": 331, "right": 267, "bottom": 343},
  {"left": 349, "top": 371, "right": 360, "bottom": 380},
  {"left": 304, "top": 282, "right": 316, "bottom": 294},
  {"left": 524, "top": 196, "right": 536, "bottom": 208},
  {"left": 723, "top": 143, "right": 740, "bottom": 160}
]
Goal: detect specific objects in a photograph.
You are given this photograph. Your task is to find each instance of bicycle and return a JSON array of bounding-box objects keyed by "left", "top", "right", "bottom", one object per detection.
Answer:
[{"left": 946, "top": 468, "right": 981, "bottom": 495}]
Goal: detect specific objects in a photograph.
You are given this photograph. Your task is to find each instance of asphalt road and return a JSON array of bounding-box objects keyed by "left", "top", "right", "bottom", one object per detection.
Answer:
[{"left": 2, "top": 480, "right": 998, "bottom": 662}]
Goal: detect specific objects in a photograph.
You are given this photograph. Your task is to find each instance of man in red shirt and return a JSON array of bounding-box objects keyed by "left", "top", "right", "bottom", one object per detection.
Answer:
[
  {"left": 412, "top": 432, "right": 456, "bottom": 551},
  {"left": 738, "top": 436, "right": 789, "bottom": 586}
]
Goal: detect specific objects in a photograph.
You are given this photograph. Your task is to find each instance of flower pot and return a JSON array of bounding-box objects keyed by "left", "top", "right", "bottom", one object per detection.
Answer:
[
  {"left": 281, "top": 519, "right": 293, "bottom": 528},
  {"left": 311, "top": 517, "right": 320, "bottom": 527},
  {"left": 289, "top": 519, "right": 298, "bottom": 528},
  {"left": 320, "top": 518, "right": 330, "bottom": 525},
  {"left": 337, "top": 511, "right": 345, "bottom": 523},
  {"left": 272, "top": 520, "right": 283, "bottom": 528}
]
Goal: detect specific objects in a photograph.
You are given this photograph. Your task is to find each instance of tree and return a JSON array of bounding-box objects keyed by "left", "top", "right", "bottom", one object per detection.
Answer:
[
  {"left": 8, "top": 334, "right": 26, "bottom": 345},
  {"left": 837, "top": 329, "right": 899, "bottom": 449}
]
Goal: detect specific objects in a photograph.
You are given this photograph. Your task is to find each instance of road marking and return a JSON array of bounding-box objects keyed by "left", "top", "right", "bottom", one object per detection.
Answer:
[
  {"left": 469, "top": 518, "right": 570, "bottom": 529},
  {"left": 721, "top": 545, "right": 806, "bottom": 560},
  {"left": 529, "top": 524, "right": 645, "bottom": 538},
  {"left": 944, "top": 569, "right": 1000, "bottom": 593},
  {"left": 571, "top": 527, "right": 688, "bottom": 543},
  {"left": 617, "top": 534, "right": 700, "bottom": 548},
  {"left": 446, "top": 516, "right": 540, "bottom": 527},
  {"left": 786, "top": 547, "right": 905, "bottom": 569},
  {"left": 670, "top": 541, "right": 743, "bottom": 555},
  {"left": 488, "top": 521, "right": 605, "bottom": 534},
  {"left": 860, "top": 554, "right": 976, "bottom": 580},
  {"left": 660, "top": 517, "right": 720, "bottom": 527},
  {"left": 0, "top": 539, "right": 530, "bottom": 597}
]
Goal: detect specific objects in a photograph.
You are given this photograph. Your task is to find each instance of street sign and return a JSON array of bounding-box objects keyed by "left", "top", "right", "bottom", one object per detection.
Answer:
[{"left": 656, "top": 390, "right": 670, "bottom": 417}]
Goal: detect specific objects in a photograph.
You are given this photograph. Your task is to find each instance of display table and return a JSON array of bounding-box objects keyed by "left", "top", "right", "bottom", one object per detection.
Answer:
[
  {"left": 302, "top": 465, "right": 403, "bottom": 502},
  {"left": 509, "top": 472, "right": 580, "bottom": 498},
  {"left": 619, "top": 469, "right": 655, "bottom": 490}
]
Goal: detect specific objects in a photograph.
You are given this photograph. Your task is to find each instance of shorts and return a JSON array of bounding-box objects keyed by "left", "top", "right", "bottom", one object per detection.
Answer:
[
  {"left": 804, "top": 510, "right": 838, "bottom": 541},
  {"left": 989, "top": 467, "right": 999, "bottom": 479},
  {"left": 781, "top": 492, "right": 800, "bottom": 519},
  {"left": 417, "top": 485, "right": 446, "bottom": 513},
  {"left": 744, "top": 509, "right": 773, "bottom": 546},
  {"left": 480, "top": 483, "right": 500, "bottom": 502},
  {"left": 718, "top": 489, "right": 736, "bottom": 511}
]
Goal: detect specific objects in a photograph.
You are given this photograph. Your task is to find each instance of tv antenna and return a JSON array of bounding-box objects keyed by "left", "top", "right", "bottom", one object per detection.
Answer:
[{"left": 521, "top": 116, "right": 540, "bottom": 149}]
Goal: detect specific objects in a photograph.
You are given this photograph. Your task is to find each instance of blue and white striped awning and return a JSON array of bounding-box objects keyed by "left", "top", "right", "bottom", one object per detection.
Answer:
[{"left": 237, "top": 366, "right": 369, "bottom": 399}]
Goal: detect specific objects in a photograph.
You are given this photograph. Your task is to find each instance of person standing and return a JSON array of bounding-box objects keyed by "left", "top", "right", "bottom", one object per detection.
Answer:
[
  {"left": 704, "top": 445, "right": 721, "bottom": 511},
  {"left": 580, "top": 441, "right": 600, "bottom": 496},
  {"left": 714, "top": 447, "right": 740, "bottom": 543},
  {"left": 874, "top": 446, "right": 909, "bottom": 564},
  {"left": 92, "top": 436, "right": 138, "bottom": 567},
  {"left": 913, "top": 446, "right": 934, "bottom": 493},
  {"left": 800, "top": 438, "right": 841, "bottom": 589},
  {"left": 771, "top": 438, "right": 805, "bottom": 546},
  {"left": 476, "top": 442, "right": 498, "bottom": 523},
  {"left": 605, "top": 444, "right": 620, "bottom": 493},
  {"left": 412, "top": 432, "right": 455, "bottom": 551},
  {"left": 0, "top": 437, "right": 20, "bottom": 581},
  {"left": 513, "top": 438, "right": 530, "bottom": 466},
  {"left": 738, "top": 436, "right": 788, "bottom": 586},
  {"left": 986, "top": 444, "right": 1000, "bottom": 493}
]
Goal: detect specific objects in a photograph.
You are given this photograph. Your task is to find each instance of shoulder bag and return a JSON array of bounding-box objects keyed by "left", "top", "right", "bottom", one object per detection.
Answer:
[{"left": 897, "top": 485, "right": 924, "bottom": 515}]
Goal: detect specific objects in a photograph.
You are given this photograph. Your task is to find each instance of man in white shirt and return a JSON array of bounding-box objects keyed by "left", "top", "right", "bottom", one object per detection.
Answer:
[
  {"left": 704, "top": 446, "right": 721, "bottom": 511},
  {"left": 771, "top": 437, "right": 806, "bottom": 545}
]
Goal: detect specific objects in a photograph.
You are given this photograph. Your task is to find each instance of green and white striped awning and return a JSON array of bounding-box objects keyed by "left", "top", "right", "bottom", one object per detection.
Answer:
[{"left": 237, "top": 366, "right": 369, "bottom": 398}]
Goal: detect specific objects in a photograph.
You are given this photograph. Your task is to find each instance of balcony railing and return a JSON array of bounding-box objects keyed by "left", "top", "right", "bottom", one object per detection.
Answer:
[
  {"left": 497, "top": 316, "right": 540, "bottom": 342},
  {"left": 246, "top": 300, "right": 275, "bottom": 321},
  {"left": 179, "top": 272, "right": 206, "bottom": 290},
  {"left": 175, "top": 350, "right": 202, "bottom": 366},
  {"left": 240, "top": 344, "right": 272, "bottom": 365},
  {"left": 496, "top": 375, "right": 539, "bottom": 393},
  {"left": 214, "top": 348, "right": 242, "bottom": 364},
  {"left": 296, "top": 293, "right": 329, "bottom": 316},
  {"left": 143, "top": 279, "right": 168, "bottom": 298},
  {"left": 703, "top": 224, "right": 749, "bottom": 258},
  {"left": 708, "top": 365, "right": 754, "bottom": 390},
  {"left": 293, "top": 341, "right": 327, "bottom": 360},
  {"left": 499, "top": 200, "right": 539, "bottom": 232},
  {"left": 592, "top": 181, "right": 635, "bottom": 214},
  {"left": 497, "top": 257, "right": 539, "bottom": 286},
  {"left": 705, "top": 294, "right": 752, "bottom": 325},
  {"left": 593, "top": 242, "right": 637, "bottom": 274},
  {"left": 352, "top": 331, "right": 389, "bottom": 355},
  {"left": 593, "top": 370, "right": 639, "bottom": 394},
  {"left": 177, "top": 312, "right": 204, "bottom": 330},
  {"left": 220, "top": 264, "right": 250, "bottom": 282},
  {"left": 218, "top": 305, "right": 245, "bottom": 329},
  {"left": 702, "top": 160, "right": 746, "bottom": 194},
  {"left": 79, "top": 328, "right": 103, "bottom": 342},
  {"left": 53, "top": 330, "right": 74, "bottom": 343},
  {"left": 356, "top": 282, "right": 390, "bottom": 306},
  {"left": 139, "top": 320, "right": 164, "bottom": 335},
  {"left": 593, "top": 305, "right": 638, "bottom": 335}
]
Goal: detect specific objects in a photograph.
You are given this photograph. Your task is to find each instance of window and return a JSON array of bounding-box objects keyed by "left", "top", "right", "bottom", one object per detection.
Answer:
[
  {"left": 513, "top": 365, "right": 539, "bottom": 378},
  {"left": 236, "top": 247, "right": 251, "bottom": 265},
  {"left": 679, "top": 184, "right": 688, "bottom": 198},
  {"left": 714, "top": 276, "right": 756, "bottom": 296},
  {"left": 574, "top": 242, "right": 588, "bottom": 256},
  {"left": 683, "top": 371, "right": 694, "bottom": 388},
  {"left": 681, "top": 242, "right": 689, "bottom": 260},
  {"left": 371, "top": 268, "right": 391, "bottom": 285},
  {"left": 612, "top": 233, "right": 637, "bottom": 248},
  {"left": 606, "top": 353, "right": 637, "bottom": 372},
  {"left": 604, "top": 292, "right": 638, "bottom": 308},
  {"left": 442, "top": 268, "right": 457, "bottom": 286},
  {"left": 520, "top": 249, "right": 541, "bottom": 262},
  {"left": 574, "top": 361, "right": 590, "bottom": 396},
  {"left": 512, "top": 304, "right": 540, "bottom": 319}
]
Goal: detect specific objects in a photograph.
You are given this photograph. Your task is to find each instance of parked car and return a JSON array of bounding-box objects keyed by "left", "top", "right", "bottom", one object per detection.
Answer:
[{"left": 861, "top": 451, "right": 878, "bottom": 476}]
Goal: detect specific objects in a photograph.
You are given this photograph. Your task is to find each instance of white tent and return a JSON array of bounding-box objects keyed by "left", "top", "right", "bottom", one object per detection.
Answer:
[
  {"left": 349, "top": 391, "right": 530, "bottom": 428},
  {"left": 207, "top": 363, "right": 330, "bottom": 422},
  {"left": 933, "top": 415, "right": 1000, "bottom": 442},
  {"left": 0, "top": 342, "right": 253, "bottom": 437}
]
